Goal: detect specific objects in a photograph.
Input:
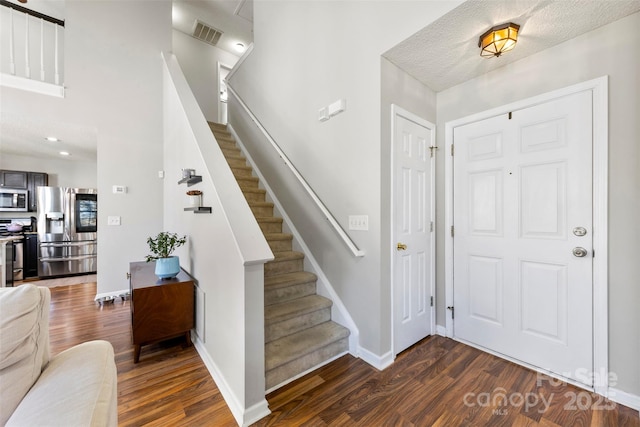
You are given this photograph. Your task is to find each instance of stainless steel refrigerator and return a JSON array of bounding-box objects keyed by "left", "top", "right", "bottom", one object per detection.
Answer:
[{"left": 37, "top": 187, "right": 97, "bottom": 277}]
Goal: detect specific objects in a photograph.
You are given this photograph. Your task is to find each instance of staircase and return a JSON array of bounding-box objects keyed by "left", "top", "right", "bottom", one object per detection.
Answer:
[{"left": 208, "top": 122, "right": 350, "bottom": 390}]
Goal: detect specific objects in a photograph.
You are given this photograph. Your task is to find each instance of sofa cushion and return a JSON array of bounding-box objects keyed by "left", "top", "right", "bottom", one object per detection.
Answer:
[
  {"left": 7, "top": 340, "right": 118, "bottom": 427},
  {"left": 0, "top": 284, "right": 50, "bottom": 426}
]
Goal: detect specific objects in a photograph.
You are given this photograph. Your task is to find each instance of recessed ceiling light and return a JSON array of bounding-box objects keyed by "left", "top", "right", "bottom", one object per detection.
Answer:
[
  {"left": 45, "top": 137, "right": 59, "bottom": 142},
  {"left": 59, "top": 151, "right": 70, "bottom": 156},
  {"left": 234, "top": 43, "right": 245, "bottom": 53}
]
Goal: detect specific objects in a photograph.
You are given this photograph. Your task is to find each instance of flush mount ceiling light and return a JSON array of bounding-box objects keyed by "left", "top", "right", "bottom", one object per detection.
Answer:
[
  {"left": 45, "top": 137, "right": 59, "bottom": 142},
  {"left": 59, "top": 151, "right": 70, "bottom": 156},
  {"left": 478, "top": 22, "right": 520, "bottom": 58},
  {"left": 234, "top": 43, "right": 245, "bottom": 53}
]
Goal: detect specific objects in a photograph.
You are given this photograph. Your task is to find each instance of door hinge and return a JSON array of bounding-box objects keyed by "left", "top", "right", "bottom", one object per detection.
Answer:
[
  {"left": 430, "top": 221, "right": 434, "bottom": 232},
  {"left": 508, "top": 111, "right": 512, "bottom": 120},
  {"left": 451, "top": 225, "right": 454, "bottom": 237},
  {"left": 447, "top": 306, "right": 454, "bottom": 319},
  {"left": 430, "top": 296, "right": 434, "bottom": 307},
  {"left": 429, "top": 146, "right": 439, "bottom": 158},
  {"left": 451, "top": 144, "right": 454, "bottom": 156}
]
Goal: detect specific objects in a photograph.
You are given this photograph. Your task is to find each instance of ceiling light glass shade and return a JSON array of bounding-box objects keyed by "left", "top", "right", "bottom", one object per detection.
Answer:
[{"left": 479, "top": 23, "right": 520, "bottom": 58}]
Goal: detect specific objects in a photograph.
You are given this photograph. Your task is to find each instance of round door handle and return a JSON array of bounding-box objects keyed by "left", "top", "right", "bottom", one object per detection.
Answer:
[
  {"left": 397, "top": 243, "right": 407, "bottom": 251},
  {"left": 572, "top": 247, "right": 588, "bottom": 257}
]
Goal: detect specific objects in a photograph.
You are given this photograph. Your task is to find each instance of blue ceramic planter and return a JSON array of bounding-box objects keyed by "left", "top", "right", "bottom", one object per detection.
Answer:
[{"left": 155, "top": 256, "right": 180, "bottom": 279}]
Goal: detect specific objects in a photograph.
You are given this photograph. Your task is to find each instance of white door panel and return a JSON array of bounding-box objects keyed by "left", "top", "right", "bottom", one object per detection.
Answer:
[
  {"left": 393, "top": 110, "right": 435, "bottom": 354},
  {"left": 453, "top": 90, "right": 593, "bottom": 386}
]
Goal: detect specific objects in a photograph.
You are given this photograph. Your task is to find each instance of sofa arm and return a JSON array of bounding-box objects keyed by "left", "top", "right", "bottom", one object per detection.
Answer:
[{"left": 7, "top": 340, "right": 117, "bottom": 427}]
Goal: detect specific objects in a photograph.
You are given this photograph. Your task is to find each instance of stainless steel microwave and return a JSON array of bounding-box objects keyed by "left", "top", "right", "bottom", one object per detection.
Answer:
[{"left": 0, "top": 189, "right": 28, "bottom": 211}]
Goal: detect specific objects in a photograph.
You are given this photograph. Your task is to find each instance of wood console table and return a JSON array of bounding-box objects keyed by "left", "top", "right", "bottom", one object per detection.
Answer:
[{"left": 129, "top": 261, "right": 195, "bottom": 363}]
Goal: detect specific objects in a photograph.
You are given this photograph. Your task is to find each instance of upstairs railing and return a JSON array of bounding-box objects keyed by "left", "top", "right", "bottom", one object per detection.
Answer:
[{"left": 0, "top": 0, "right": 64, "bottom": 95}]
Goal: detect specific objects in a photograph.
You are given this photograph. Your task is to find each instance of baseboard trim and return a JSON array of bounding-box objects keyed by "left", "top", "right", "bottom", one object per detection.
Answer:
[
  {"left": 193, "top": 335, "right": 270, "bottom": 426},
  {"left": 608, "top": 387, "right": 640, "bottom": 412},
  {"left": 435, "top": 324, "right": 447, "bottom": 337},
  {"left": 358, "top": 346, "right": 394, "bottom": 371}
]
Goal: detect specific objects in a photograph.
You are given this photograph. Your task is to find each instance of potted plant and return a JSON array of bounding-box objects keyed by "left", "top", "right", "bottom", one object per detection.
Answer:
[{"left": 145, "top": 231, "right": 187, "bottom": 279}]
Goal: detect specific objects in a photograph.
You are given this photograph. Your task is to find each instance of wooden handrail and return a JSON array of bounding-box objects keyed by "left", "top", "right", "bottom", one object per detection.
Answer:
[{"left": 0, "top": 0, "right": 64, "bottom": 27}]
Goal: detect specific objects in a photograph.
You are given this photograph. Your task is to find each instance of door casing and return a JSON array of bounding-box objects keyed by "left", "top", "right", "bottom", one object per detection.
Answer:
[{"left": 443, "top": 76, "right": 609, "bottom": 395}]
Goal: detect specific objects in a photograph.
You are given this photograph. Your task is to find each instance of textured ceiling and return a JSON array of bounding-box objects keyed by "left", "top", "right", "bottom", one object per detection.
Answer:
[{"left": 384, "top": 0, "right": 640, "bottom": 92}]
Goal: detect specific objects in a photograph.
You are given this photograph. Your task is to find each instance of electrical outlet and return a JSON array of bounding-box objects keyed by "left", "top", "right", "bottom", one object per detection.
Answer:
[
  {"left": 348, "top": 215, "right": 368, "bottom": 231},
  {"left": 107, "top": 216, "right": 121, "bottom": 226}
]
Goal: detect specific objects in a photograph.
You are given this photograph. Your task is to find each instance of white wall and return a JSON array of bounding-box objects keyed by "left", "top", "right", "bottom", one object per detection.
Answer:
[
  {"left": 0, "top": 0, "right": 172, "bottom": 296},
  {"left": 229, "top": 0, "right": 461, "bottom": 358},
  {"left": 0, "top": 152, "right": 96, "bottom": 188},
  {"left": 172, "top": 29, "right": 239, "bottom": 124},
  {"left": 436, "top": 12, "right": 640, "bottom": 399}
]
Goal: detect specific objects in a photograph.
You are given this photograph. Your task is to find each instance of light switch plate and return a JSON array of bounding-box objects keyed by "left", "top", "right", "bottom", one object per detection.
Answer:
[
  {"left": 318, "top": 107, "right": 329, "bottom": 122},
  {"left": 348, "top": 215, "right": 368, "bottom": 231}
]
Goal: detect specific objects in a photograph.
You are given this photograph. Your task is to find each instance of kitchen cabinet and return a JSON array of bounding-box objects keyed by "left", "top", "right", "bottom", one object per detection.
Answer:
[
  {"left": 129, "top": 261, "right": 194, "bottom": 363},
  {"left": 27, "top": 172, "right": 48, "bottom": 211},
  {"left": 0, "top": 170, "right": 48, "bottom": 211},
  {"left": 0, "top": 170, "right": 28, "bottom": 189}
]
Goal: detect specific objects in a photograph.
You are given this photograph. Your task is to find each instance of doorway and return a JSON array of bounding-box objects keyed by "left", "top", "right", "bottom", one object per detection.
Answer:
[
  {"left": 444, "top": 77, "right": 608, "bottom": 392},
  {"left": 218, "top": 62, "right": 232, "bottom": 124}
]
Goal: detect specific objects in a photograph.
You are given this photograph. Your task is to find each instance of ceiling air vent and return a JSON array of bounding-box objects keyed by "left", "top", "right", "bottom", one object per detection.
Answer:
[{"left": 192, "top": 20, "right": 223, "bottom": 46}]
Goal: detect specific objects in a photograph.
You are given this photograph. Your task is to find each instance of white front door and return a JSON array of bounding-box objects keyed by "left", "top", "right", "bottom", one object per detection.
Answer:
[
  {"left": 453, "top": 90, "right": 593, "bottom": 386},
  {"left": 392, "top": 107, "right": 435, "bottom": 354}
]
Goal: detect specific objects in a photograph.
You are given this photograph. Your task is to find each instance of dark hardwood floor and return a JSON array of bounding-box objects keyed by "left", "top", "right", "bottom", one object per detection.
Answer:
[{"left": 46, "top": 282, "right": 639, "bottom": 426}]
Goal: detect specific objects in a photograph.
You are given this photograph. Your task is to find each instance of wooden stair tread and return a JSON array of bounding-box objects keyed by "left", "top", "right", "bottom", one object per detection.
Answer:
[
  {"left": 265, "top": 295, "right": 332, "bottom": 324},
  {"left": 265, "top": 322, "right": 350, "bottom": 371}
]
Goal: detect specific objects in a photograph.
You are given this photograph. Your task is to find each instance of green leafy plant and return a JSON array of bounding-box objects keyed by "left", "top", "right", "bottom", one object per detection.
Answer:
[{"left": 145, "top": 232, "right": 187, "bottom": 262}]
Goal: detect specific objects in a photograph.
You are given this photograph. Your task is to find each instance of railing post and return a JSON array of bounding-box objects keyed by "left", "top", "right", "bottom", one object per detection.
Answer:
[
  {"left": 9, "top": 7, "right": 15, "bottom": 75},
  {"left": 40, "top": 18, "right": 45, "bottom": 81},
  {"left": 54, "top": 24, "right": 60, "bottom": 85},
  {"left": 24, "top": 12, "right": 30, "bottom": 78}
]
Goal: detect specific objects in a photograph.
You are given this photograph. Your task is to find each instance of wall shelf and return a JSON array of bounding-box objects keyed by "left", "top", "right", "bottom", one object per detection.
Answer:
[
  {"left": 178, "top": 175, "right": 202, "bottom": 186},
  {"left": 184, "top": 207, "right": 212, "bottom": 214}
]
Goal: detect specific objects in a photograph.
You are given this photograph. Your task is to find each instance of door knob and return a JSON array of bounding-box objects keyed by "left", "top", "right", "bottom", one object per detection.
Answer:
[
  {"left": 572, "top": 247, "right": 588, "bottom": 257},
  {"left": 397, "top": 243, "right": 407, "bottom": 251}
]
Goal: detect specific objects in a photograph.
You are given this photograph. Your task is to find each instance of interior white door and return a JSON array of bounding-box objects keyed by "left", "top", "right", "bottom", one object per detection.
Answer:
[
  {"left": 453, "top": 90, "right": 593, "bottom": 386},
  {"left": 393, "top": 110, "right": 435, "bottom": 354}
]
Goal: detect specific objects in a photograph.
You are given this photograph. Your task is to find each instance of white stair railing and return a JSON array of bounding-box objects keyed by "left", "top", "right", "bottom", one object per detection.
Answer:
[{"left": 1, "top": 0, "right": 64, "bottom": 95}]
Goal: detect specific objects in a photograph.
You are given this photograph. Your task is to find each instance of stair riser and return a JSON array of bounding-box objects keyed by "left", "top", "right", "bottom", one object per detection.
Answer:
[
  {"left": 232, "top": 167, "right": 254, "bottom": 177},
  {"left": 243, "top": 191, "right": 266, "bottom": 203},
  {"left": 226, "top": 157, "right": 247, "bottom": 168},
  {"left": 266, "top": 337, "right": 349, "bottom": 389},
  {"left": 251, "top": 204, "right": 274, "bottom": 217},
  {"left": 266, "top": 308, "right": 331, "bottom": 343},
  {"left": 217, "top": 141, "right": 237, "bottom": 150},
  {"left": 221, "top": 147, "right": 242, "bottom": 157},
  {"left": 237, "top": 179, "right": 259, "bottom": 189},
  {"left": 267, "top": 238, "right": 292, "bottom": 252},
  {"left": 265, "top": 281, "right": 316, "bottom": 306},
  {"left": 265, "top": 258, "right": 303, "bottom": 276},
  {"left": 258, "top": 221, "right": 283, "bottom": 234}
]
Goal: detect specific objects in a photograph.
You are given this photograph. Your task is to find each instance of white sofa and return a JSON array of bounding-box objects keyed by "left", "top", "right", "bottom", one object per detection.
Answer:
[{"left": 0, "top": 284, "right": 117, "bottom": 426}]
